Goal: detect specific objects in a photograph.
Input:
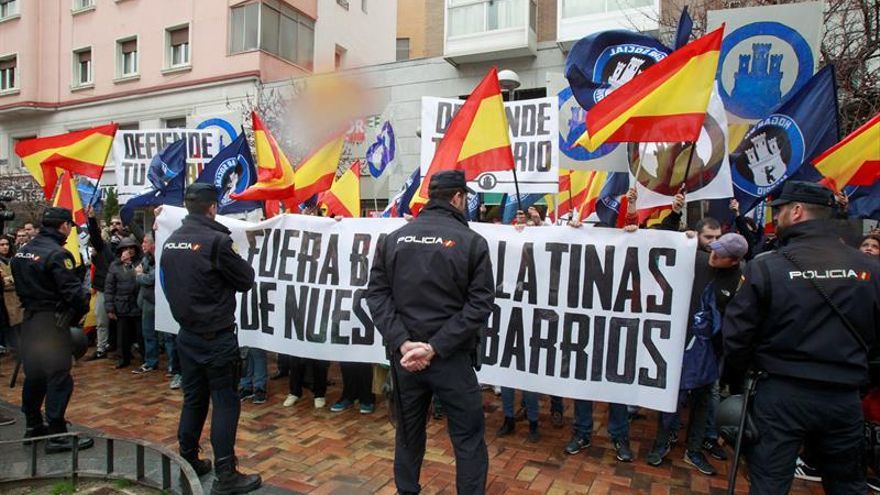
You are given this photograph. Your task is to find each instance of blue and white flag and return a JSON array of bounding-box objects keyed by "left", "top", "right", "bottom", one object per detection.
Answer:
[
  {"left": 366, "top": 120, "right": 397, "bottom": 178},
  {"left": 120, "top": 139, "right": 187, "bottom": 224},
  {"left": 382, "top": 168, "right": 421, "bottom": 217},
  {"left": 467, "top": 192, "right": 481, "bottom": 221},
  {"left": 501, "top": 194, "right": 543, "bottom": 224},
  {"left": 731, "top": 65, "right": 839, "bottom": 213},
  {"left": 194, "top": 133, "right": 261, "bottom": 215}
]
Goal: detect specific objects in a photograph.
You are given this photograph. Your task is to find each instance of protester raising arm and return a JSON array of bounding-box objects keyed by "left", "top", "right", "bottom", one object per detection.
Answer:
[
  {"left": 86, "top": 206, "right": 105, "bottom": 252},
  {"left": 657, "top": 192, "right": 685, "bottom": 231}
]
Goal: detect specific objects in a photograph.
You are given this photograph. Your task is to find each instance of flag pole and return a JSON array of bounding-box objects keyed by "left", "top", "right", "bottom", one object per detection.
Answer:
[
  {"left": 679, "top": 141, "right": 698, "bottom": 195},
  {"left": 499, "top": 71, "right": 523, "bottom": 212}
]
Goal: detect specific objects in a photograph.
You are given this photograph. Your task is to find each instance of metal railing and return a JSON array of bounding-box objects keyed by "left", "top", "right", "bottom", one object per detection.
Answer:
[{"left": 0, "top": 431, "right": 204, "bottom": 495}]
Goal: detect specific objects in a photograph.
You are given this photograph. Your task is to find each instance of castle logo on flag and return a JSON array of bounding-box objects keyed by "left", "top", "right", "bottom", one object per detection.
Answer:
[
  {"left": 590, "top": 43, "right": 668, "bottom": 105},
  {"left": 708, "top": 2, "right": 823, "bottom": 121},
  {"left": 732, "top": 114, "right": 805, "bottom": 196}
]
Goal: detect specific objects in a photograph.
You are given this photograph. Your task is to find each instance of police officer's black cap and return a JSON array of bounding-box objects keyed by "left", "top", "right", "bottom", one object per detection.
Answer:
[
  {"left": 42, "top": 207, "right": 73, "bottom": 224},
  {"left": 769, "top": 181, "right": 835, "bottom": 208},
  {"left": 184, "top": 183, "right": 218, "bottom": 203},
  {"left": 429, "top": 170, "right": 475, "bottom": 194}
]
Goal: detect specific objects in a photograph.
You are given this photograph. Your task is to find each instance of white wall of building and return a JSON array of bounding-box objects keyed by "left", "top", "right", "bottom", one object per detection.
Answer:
[{"left": 314, "top": 0, "right": 397, "bottom": 71}]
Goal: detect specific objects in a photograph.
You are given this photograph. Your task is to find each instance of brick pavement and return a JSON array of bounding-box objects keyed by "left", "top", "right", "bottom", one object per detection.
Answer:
[{"left": 0, "top": 353, "right": 825, "bottom": 494}]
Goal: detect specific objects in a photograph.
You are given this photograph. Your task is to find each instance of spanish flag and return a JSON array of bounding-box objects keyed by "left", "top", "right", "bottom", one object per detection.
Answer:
[
  {"left": 556, "top": 169, "right": 591, "bottom": 220},
  {"left": 577, "top": 170, "right": 612, "bottom": 221},
  {"left": 15, "top": 123, "right": 117, "bottom": 200},
  {"left": 322, "top": 160, "right": 361, "bottom": 218},
  {"left": 291, "top": 135, "right": 345, "bottom": 205},
  {"left": 411, "top": 67, "right": 515, "bottom": 214},
  {"left": 52, "top": 172, "right": 85, "bottom": 265},
  {"left": 813, "top": 113, "right": 880, "bottom": 192},
  {"left": 231, "top": 112, "right": 296, "bottom": 201},
  {"left": 576, "top": 27, "right": 724, "bottom": 152}
]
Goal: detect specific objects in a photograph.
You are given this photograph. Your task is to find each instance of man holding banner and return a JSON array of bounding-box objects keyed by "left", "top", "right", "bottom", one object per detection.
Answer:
[{"left": 367, "top": 170, "right": 495, "bottom": 495}]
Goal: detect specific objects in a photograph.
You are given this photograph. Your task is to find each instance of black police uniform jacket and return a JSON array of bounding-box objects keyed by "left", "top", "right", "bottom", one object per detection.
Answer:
[
  {"left": 11, "top": 229, "right": 89, "bottom": 320},
  {"left": 160, "top": 214, "right": 255, "bottom": 334},
  {"left": 723, "top": 220, "right": 880, "bottom": 387},
  {"left": 366, "top": 200, "right": 495, "bottom": 359}
]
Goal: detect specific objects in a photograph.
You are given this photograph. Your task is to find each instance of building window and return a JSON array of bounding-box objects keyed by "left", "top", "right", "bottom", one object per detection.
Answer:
[
  {"left": 447, "top": 0, "right": 527, "bottom": 38},
  {"left": 0, "top": 56, "right": 16, "bottom": 91},
  {"left": 117, "top": 37, "right": 138, "bottom": 77},
  {"left": 231, "top": 2, "right": 314, "bottom": 69},
  {"left": 73, "top": 0, "right": 94, "bottom": 11},
  {"left": 164, "top": 117, "right": 187, "bottom": 129},
  {"left": 230, "top": 3, "right": 260, "bottom": 53},
  {"left": 167, "top": 25, "right": 190, "bottom": 67},
  {"left": 73, "top": 48, "right": 92, "bottom": 86},
  {"left": 11, "top": 136, "right": 35, "bottom": 170},
  {"left": 337, "top": 0, "right": 349, "bottom": 10},
  {"left": 396, "top": 38, "right": 410, "bottom": 61},
  {"left": 0, "top": 0, "right": 19, "bottom": 19},
  {"left": 561, "top": 0, "right": 653, "bottom": 19}
]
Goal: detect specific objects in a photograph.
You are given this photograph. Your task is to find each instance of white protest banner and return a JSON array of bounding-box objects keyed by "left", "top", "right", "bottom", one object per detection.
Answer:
[
  {"left": 420, "top": 97, "right": 559, "bottom": 194},
  {"left": 110, "top": 129, "right": 221, "bottom": 202},
  {"left": 630, "top": 86, "right": 734, "bottom": 209},
  {"left": 156, "top": 207, "right": 696, "bottom": 412}
]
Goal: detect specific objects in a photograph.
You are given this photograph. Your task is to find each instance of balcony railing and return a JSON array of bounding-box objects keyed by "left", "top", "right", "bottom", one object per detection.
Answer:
[
  {"left": 444, "top": 0, "right": 537, "bottom": 64},
  {"left": 557, "top": 0, "right": 660, "bottom": 51}
]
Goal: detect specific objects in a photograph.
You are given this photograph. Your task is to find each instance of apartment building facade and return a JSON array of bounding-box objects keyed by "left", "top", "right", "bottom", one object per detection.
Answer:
[{"left": 0, "top": 0, "right": 395, "bottom": 205}]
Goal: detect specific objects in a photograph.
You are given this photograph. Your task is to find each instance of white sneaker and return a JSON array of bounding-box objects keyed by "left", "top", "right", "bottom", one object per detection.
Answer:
[
  {"left": 283, "top": 394, "right": 299, "bottom": 407},
  {"left": 794, "top": 456, "right": 822, "bottom": 482},
  {"left": 493, "top": 386, "right": 501, "bottom": 396},
  {"left": 314, "top": 397, "right": 326, "bottom": 409},
  {"left": 169, "top": 374, "right": 182, "bottom": 390}
]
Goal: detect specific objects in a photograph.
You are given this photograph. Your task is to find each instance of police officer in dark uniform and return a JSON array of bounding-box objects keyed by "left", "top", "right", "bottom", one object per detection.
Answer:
[
  {"left": 11, "top": 207, "right": 92, "bottom": 453},
  {"left": 160, "top": 184, "right": 261, "bottom": 495},
  {"left": 723, "top": 181, "right": 880, "bottom": 494},
  {"left": 367, "top": 170, "right": 495, "bottom": 495}
]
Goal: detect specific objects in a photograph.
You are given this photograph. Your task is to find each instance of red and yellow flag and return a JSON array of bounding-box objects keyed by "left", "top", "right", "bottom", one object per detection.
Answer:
[
  {"left": 291, "top": 135, "right": 345, "bottom": 205},
  {"left": 321, "top": 161, "right": 361, "bottom": 218},
  {"left": 232, "top": 112, "right": 296, "bottom": 201},
  {"left": 15, "top": 123, "right": 117, "bottom": 200},
  {"left": 813, "top": 113, "right": 880, "bottom": 192},
  {"left": 576, "top": 27, "right": 724, "bottom": 152},
  {"left": 556, "top": 169, "right": 591, "bottom": 220},
  {"left": 411, "top": 67, "right": 515, "bottom": 214},
  {"left": 52, "top": 172, "right": 85, "bottom": 265},
  {"left": 576, "top": 170, "right": 612, "bottom": 221}
]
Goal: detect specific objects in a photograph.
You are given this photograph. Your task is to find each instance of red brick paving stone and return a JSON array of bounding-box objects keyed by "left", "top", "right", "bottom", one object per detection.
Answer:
[{"left": 0, "top": 353, "right": 826, "bottom": 494}]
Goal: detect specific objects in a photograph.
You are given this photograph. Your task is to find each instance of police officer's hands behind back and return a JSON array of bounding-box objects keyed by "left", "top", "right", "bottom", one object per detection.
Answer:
[{"left": 400, "top": 341, "right": 435, "bottom": 372}]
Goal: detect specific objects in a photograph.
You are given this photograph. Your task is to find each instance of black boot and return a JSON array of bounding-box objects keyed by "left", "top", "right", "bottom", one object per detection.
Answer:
[
  {"left": 211, "top": 455, "right": 262, "bottom": 495},
  {"left": 496, "top": 416, "right": 515, "bottom": 437},
  {"left": 45, "top": 435, "right": 95, "bottom": 454},
  {"left": 527, "top": 421, "right": 541, "bottom": 443},
  {"left": 23, "top": 424, "right": 48, "bottom": 446},
  {"left": 180, "top": 447, "right": 213, "bottom": 476}
]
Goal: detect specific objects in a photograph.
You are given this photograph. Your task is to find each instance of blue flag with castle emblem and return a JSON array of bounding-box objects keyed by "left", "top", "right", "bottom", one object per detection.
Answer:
[
  {"left": 195, "top": 133, "right": 261, "bottom": 215},
  {"left": 731, "top": 65, "right": 839, "bottom": 213}
]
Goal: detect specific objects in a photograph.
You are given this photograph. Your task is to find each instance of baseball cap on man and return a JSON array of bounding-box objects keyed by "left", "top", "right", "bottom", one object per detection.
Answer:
[
  {"left": 709, "top": 233, "right": 749, "bottom": 260},
  {"left": 42, "top": 207, "right": 73, "bottom": 225},
  {"left": 769, "top": 181, "right": 835, "bottom": 208},
  {"left": 429, "top": 170, "right": 475, "bottom": 194},
  {"left": 185, "top": 183, "right": 218, "bottom": 203}
]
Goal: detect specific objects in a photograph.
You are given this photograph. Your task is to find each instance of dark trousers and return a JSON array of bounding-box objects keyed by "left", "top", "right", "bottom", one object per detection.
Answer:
[
  {"left": 20, "top": 311, "right": 73, "bottom": 433},
  {"left": 277, "top": 354, "right": 291, "bottom": 374},
  {"left": 657, "top": 384, "right": 712, "bottom": 452},
  {"left": 177, "top": 329, "right": 241, "bottom": 460},
  {"left": 289, "top": 357, "right": 328, "bottom": 398},
  {"left": 746, "top": 376, "right": 865, "bottom": 494},
  {"left": 394, "top": 352, "right": 487, "bottom": 495},
  {"left": 116, "top": 315, "right": 140, "bottom": 365},
  {"left": 340, "top": 362, "right": 374, "bottom": 405}
]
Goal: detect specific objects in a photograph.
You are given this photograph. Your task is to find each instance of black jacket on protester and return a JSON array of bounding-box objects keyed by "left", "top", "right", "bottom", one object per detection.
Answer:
[
  {"left": 366, "top": 200, "right": 495, "bottom": 359},
  {"left": 88, "top": 217, "right": 117, "bottom": 292},
  {"left": 723, "top": 219, "right": 880, "bottom": 388},
  {"left": 10, "top": 228, "right": 89, "bottom": 320},
  {"left": 160, "top": 214, "right": 254, "bottom": 335},
  {"left": 105, "top": 238, "right": 142, "bottom": 318}
]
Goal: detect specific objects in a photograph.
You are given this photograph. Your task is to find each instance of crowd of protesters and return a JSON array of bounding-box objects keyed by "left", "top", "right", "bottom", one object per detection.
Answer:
[{"left": 0, "top": 188, "right": 877, "bottom": 486}]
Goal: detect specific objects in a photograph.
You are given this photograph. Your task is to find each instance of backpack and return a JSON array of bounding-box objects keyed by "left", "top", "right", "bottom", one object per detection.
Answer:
[{"left": 680, "top": 281, "right": 721, "bottom": 390}]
